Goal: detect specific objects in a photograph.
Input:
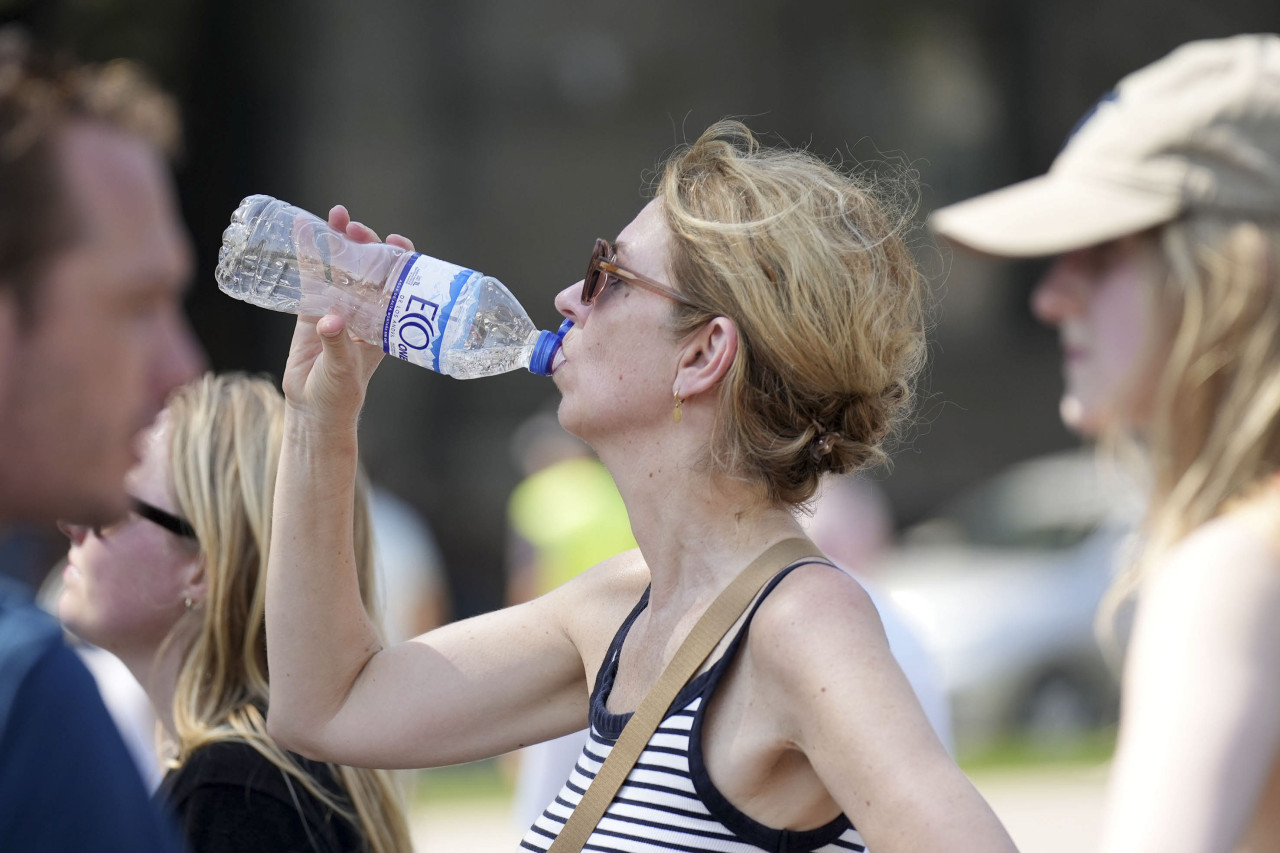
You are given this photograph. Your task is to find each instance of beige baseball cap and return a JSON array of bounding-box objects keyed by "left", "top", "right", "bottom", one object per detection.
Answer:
[{"left": 929, "top": 34, "right": 1280, "bottom": 258}]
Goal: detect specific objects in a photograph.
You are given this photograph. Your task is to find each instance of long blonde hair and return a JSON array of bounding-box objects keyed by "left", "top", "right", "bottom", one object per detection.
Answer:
[
  {"left": 656, "top": 120, "right": 927, "bottom": 507},
  {"left": 164, "top": 373, "right": 411, "bottom": 853},
  {"left": 1102, "top": 218, "right": 1280, "bottom": 615}
]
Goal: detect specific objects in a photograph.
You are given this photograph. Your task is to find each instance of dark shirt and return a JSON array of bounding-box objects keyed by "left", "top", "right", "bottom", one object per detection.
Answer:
[
  {"left": 157, "top": 739, "right": 367, "bottom": 853},
  {"left": 0, "top": 577, "right": 182, "bottom": 852}
]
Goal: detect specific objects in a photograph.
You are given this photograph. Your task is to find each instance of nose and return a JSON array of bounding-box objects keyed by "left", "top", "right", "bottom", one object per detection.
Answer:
[
  {"left": 155, "top": 311, "right": 206, "bottom": 398},
  {"left": 554, "top": 279, "right": 590, "bottom": 325},
  {"left": 57, "top": 519, "right": 88, "bottom": 544},
  {"left": 1030, "top": 253, "right": 1089, "bottom": 327}
]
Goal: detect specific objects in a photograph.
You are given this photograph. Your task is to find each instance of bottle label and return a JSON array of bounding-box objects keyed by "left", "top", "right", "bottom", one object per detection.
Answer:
[{"left": 382, "top": 253, "right": 475, "bottom": 372}]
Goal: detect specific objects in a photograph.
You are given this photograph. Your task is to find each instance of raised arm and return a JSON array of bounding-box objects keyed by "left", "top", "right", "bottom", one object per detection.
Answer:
[
  {"left": 759, "top": 566, "right": 1018, "bottom": 851},
  {"left": 264, "top": 209, "right": 592, "bottom": 768},
  {"left": 1098, "top": 512, "right": 1280, "bottom": 853}
]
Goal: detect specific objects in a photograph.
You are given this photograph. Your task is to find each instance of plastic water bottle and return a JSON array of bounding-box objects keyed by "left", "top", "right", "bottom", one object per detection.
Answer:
[{"left": 215, "top": 194, "right": 568, "bottom": 378}]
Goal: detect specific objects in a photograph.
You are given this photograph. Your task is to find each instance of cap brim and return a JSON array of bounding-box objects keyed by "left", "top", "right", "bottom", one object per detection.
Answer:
[{"left": 929, "top": 173, "right": 1182, "bottom": 258}]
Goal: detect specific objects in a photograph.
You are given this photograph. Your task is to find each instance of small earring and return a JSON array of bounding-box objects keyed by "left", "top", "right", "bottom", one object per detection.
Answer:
[
  {"left": 183, "top": 597, "right": 194, "bottom": 611},
  {"left": 672, "top": 393, "right": 684, "bottom": 424}
]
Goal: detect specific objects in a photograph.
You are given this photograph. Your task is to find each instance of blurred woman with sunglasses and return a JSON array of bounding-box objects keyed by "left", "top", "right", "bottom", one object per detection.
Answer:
[
  {"left": 58, "top": 373, "right": 412, "bottom": 853},
  {"left": 264, "top": 121, "right": 1017, "bottom": 851}
]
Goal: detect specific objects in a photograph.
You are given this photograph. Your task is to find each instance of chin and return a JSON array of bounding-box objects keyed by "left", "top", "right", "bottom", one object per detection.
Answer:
[
  {"left": 554, "top": 399, "right": 583, "bottom": 438},
  {"left": 57, "top": 603, "right": 88, "bottom": 644},
  {"left": 1060, "top": 394, "right": 1124, "bottom": 438},
  {"left": 1059, "top": 401, "right": 1096, "bottom": 437}
]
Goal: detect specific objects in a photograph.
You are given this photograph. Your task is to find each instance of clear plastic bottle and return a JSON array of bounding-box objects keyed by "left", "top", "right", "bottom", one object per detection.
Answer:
[{"left": 215, "top": 194, "right": 568, "bottom": 378}]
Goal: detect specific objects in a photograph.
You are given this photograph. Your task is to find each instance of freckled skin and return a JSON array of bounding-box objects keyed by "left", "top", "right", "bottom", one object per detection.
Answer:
[{"left": 265, "top": 196, "right": 1019, "bottom": 851}]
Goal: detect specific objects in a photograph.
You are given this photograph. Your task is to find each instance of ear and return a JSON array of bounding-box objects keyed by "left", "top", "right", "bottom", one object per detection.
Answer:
[
  {"left": 674, "top": 316, "right": 739, "bottom": 399},
  {"left": 180, "top": 554, "right": 208, "bottom": 609}
]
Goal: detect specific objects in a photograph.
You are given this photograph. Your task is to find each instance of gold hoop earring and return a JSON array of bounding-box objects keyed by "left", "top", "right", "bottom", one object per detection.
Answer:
[{"left": 672, "top": 394, "right": 684, "bottom": 424}]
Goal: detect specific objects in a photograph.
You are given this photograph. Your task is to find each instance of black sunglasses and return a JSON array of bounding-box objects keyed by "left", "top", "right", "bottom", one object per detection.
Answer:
[{"left": 130, "top": 497, "right": 198, "bottom": 542}]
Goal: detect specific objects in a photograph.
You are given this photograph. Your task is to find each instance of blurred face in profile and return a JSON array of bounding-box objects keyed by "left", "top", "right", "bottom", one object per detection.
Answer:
[
  {"left": 0, "top": 121, "right": 204, "bottom": 527},
  {"left": 58, "top": 413, "right": 202, "bottom": 661},
  {"left": 1030, "top": 233, "right": 1170, "bottom": 436}
]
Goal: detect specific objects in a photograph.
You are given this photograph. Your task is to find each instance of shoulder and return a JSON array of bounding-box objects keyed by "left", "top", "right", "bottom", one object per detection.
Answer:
[
  {"left": 522, "top": 547, "right": 648, "bottom": 685},
  {"left": 548, "top": 546, "right": 648, "bottom": 641},
  {"left": 163, "top": 739, "right": 333, "bottom": 807},
  {"left": 162, "top": 740, "right": 266, "bottom": 806},
  {"left": 745, "top": 561, "right": 889, "bottom": 679},
  {"left": 0, "top": 616, "right": 179, "bottom": 852},
  {"left": 161, "top": 740, "right": 356, "bottom": 853},
  {"left": 571, "top": 546, "right": 649, "bottom": 592},
  {"left": 1125, "top": 503, "right": 1280, "bottom": 705},
  {"left": 546, "top": 546, "right": 649, "bottom": 616},
  {"left": 0, "top": 591, "right": 65, "bottom": 706},
  {"left": 738, "top": 561, "right": 943, "bottom": 759},
  {"left": 1, "top": 619, "right": 120, "bottom": 752},
  {"left": 1142, "top": 505, "right": 1280, "bottom": 624},
  {"left": 168, "top": 740, "right": 274, "bottom": 784},
  {"left": 754, "top": 560, "right": 882, "bottom": 635},
  {"left": 1105, "top": 504, "right": 1280, "bottom": 851},
  {"left": 1170, "top": 494, "right": 1279, "bottom": 566}
]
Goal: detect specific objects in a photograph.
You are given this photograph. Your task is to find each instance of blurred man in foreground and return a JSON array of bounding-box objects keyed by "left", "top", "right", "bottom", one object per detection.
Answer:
[{"left": 0, "top": 28, "right": 202, "bottom": 851}]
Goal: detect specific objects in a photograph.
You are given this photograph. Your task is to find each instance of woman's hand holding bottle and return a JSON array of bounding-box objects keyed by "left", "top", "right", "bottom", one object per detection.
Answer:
[{"left": 281, "top": 205, "right": 415, "bottom": 431}]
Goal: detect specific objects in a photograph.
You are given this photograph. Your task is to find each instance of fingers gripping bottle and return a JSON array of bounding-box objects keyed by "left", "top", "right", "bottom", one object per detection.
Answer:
[{"left": 215, "top": 195, "right": 569, "bottom": 379}]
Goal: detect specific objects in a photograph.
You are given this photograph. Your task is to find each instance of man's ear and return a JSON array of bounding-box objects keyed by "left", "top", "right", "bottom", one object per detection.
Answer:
[{"left": 674, "top": 316, "right": 739, "bottom": 398}]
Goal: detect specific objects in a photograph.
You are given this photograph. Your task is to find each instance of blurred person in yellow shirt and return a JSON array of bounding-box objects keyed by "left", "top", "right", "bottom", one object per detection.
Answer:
[{"left": 505, "top": 410, "right": 637, "bottom": 828}]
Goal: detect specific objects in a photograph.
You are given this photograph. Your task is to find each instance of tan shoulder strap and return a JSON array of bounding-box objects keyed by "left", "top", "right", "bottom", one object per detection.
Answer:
[{"left": 546, "top": 537, "right": 824, "bottom": 853}]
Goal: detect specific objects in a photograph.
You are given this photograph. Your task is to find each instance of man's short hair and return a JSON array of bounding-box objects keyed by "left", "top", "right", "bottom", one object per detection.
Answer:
[{"left": 0, "top": 27, "right": 181, "bottom": 314}]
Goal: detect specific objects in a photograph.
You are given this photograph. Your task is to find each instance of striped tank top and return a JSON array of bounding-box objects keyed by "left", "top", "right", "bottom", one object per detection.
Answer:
[{"left": 520, "top": 562, "right": 868, "bottom": 852}]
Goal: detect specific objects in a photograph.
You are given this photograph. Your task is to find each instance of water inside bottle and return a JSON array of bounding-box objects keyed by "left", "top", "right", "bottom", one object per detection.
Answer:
[
  {"left": 440, "top": 345, "right": 537, "bottom": 379},
  {"left": 438, "top": 304, "right": 538, "bottom": 378},
  {"left": 436, "top": 278, "right": 542, "bottom": 377}
]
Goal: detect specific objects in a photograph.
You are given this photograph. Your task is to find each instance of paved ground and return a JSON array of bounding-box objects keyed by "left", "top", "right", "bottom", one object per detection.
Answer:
[
  {"left": 411, "top": 799, "right": 521, "bottom": 852},
  {"left": 409, "top": 761, "right": 1110, "bottom": 851},
  {"left": 971, "top": 762, "right": 1109, "bottom": 853}
]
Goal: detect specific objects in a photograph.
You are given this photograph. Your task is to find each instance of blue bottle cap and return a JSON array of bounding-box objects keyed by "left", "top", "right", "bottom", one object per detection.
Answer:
[{"left": 528, "top": 319, "right": 573, "bottom": 376}]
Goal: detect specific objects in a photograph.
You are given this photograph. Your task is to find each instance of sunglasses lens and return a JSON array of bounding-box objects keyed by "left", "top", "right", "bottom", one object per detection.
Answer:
[{"left": 583, "top": 240, "right": 608, "bottom": 304}]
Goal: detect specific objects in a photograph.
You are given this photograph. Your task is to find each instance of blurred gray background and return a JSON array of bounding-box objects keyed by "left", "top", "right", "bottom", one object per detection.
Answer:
[{"left": 7, "top": 0, "right": 1278, "bottom": 617}]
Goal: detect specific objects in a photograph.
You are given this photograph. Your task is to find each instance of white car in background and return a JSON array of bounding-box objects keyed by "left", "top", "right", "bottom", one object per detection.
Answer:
[{"left": 879, "top": 449, "right": 1139, "bottom": 753}]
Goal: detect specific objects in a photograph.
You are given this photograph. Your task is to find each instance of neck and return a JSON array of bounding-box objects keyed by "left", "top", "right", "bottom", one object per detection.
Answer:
[
  {"left": 113, "top": 621, "right": 195, "bottom": 749},
  {"left": 596, "top": 420, "right": 809, "bottom": 613}
]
